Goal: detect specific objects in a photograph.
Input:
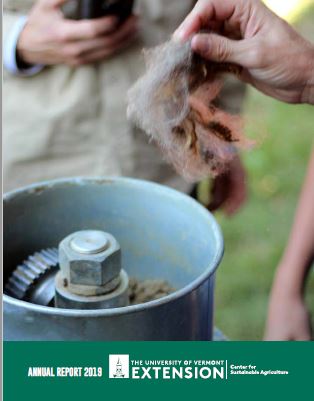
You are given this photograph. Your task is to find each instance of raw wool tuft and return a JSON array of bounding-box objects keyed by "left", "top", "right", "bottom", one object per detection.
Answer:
[{"left": 127, "top": 40, "right": 254, "bottom": 181}]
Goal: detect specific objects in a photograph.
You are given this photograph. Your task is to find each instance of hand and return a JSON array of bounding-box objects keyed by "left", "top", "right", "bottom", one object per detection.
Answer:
[
  {"left": 17, "top": 0, "right": 138, "bottom": 67},
  {"left": 265, "top": 261, "right": 312, "bottom": 341},
  {"left": 208, "top": 155, "right": 247, "bottom": 216},
  {"left": 265, "top": 289, "right": 312, "bottom": 341},
  {"left": 174, "top": 0, "right": 314, "bottom": 104}
]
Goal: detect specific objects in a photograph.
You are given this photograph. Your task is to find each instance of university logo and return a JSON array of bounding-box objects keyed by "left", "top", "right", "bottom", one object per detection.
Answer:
[{"left": 109, "top": 355, "right": 130, "bottom": 379}]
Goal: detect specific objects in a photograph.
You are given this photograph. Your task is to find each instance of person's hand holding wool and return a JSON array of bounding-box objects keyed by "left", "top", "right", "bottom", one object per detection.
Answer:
[{"left": 174, "top": 0, "right": 314, "bottom": 105}]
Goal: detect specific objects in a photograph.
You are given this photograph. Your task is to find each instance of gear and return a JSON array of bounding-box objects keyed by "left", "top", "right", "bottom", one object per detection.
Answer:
[{"left": 5, "top": 248, "right": 59, "bottom": 306}]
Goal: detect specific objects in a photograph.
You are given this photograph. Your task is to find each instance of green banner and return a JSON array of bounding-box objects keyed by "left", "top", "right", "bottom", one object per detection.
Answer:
[{"left": 4, "top": 342, "right": 313, "bottom": 401}]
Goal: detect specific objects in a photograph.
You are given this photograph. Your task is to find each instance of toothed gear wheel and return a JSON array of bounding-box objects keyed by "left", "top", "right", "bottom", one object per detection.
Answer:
[{"left": 5, "top": 248, "right": 59, "bottom": 306}]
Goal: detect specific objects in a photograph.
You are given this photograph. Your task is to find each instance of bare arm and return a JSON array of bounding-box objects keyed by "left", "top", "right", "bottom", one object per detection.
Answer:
[{"left": 265, "top": 149, "right": 314, "bottom": 340}]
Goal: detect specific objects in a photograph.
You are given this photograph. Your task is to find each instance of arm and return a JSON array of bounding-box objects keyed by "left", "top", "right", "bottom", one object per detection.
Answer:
[
  {"left": 174, "top": 0, "right": 314, "bottom": 104},
  {"left": 265, "top": 150, "right": 314, "bottom": 340}
]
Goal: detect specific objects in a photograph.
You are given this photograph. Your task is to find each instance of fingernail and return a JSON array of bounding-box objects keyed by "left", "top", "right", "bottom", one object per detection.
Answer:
[
  {"left": 173, "top": 27, "right": 183, "bottom": 42},
  {"left": 174, "top": 26, "right": 190, "bottom": 43},
  {"left": 191, "top": 35, "right": 208, "bottom": 52},
  {"left": 191, "top": 35, "right": 199, "bottom": 48}
]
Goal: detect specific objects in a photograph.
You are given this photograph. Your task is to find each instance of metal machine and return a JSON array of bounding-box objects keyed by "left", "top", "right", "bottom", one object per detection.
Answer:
[{"left": 3, "top": 177, "right": 224, "bottom": 341}]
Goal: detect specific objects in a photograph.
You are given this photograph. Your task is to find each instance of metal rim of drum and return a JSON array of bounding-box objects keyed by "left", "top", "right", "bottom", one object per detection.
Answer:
[{"left": 3, "top": 177, "right": 224, "bottom": 317}]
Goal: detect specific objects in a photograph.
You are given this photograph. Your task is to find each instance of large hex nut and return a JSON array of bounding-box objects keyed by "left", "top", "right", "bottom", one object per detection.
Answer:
[{"left": 59, "top": 231, "right": 121, "bottom": 287}]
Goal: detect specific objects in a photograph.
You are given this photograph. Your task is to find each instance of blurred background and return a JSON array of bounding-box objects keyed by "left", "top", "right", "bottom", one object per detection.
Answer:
[{"left": 211, "top": 0, "right": 314, "bottom": 340}]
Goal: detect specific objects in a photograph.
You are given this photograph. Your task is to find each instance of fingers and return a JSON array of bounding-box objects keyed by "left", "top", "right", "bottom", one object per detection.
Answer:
[
  {"left": 264, "top": 331, "right": 290, "bottom": 341},
  {"left": 65, "top": 20, "right": 138, "bottom": 65},
  {"left": 265, "top": 328, "right": 312, "bottom": 341},
  {"left": 174, "top": 11, "right": 205, "bottom": 42},
  {"left": 101, "top": 15, "right": 138, "bottom": 48},
  {"left": 57, "top": 15, "right": 120, "bottom": 42},
  {"left": 192, "top": 33, "right": 237, "bottom": 63},
  {"left": 173, "top": 0, "right": 239, "bottom": 41},
  {"left": 39, "top": 0, "right": 69, "bottom": 10},
  {"left": 69, "top": 35, "right": 136, "bottom": 65},
  {"left": 191, "top": 33, "right": 255, "bottom": 66},
  {"left": 174, "top": 0, "right": 214, "bottom": 41},
  {"left": 295, "top": 331, "right": 312, "bottom": 341}
]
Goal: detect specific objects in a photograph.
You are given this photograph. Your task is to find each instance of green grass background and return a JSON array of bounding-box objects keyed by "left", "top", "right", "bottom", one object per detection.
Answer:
[{"left": 212, "top": 6, "right": 314, "bottom": 340}]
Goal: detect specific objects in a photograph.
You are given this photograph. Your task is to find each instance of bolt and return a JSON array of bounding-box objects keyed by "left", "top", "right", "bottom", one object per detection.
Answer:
[
  {"left": 70, "top": 231, "right": 110, "bottom": 255},
  {"left": 58, "top": 230, "right": 122, "bottom": 293}
]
